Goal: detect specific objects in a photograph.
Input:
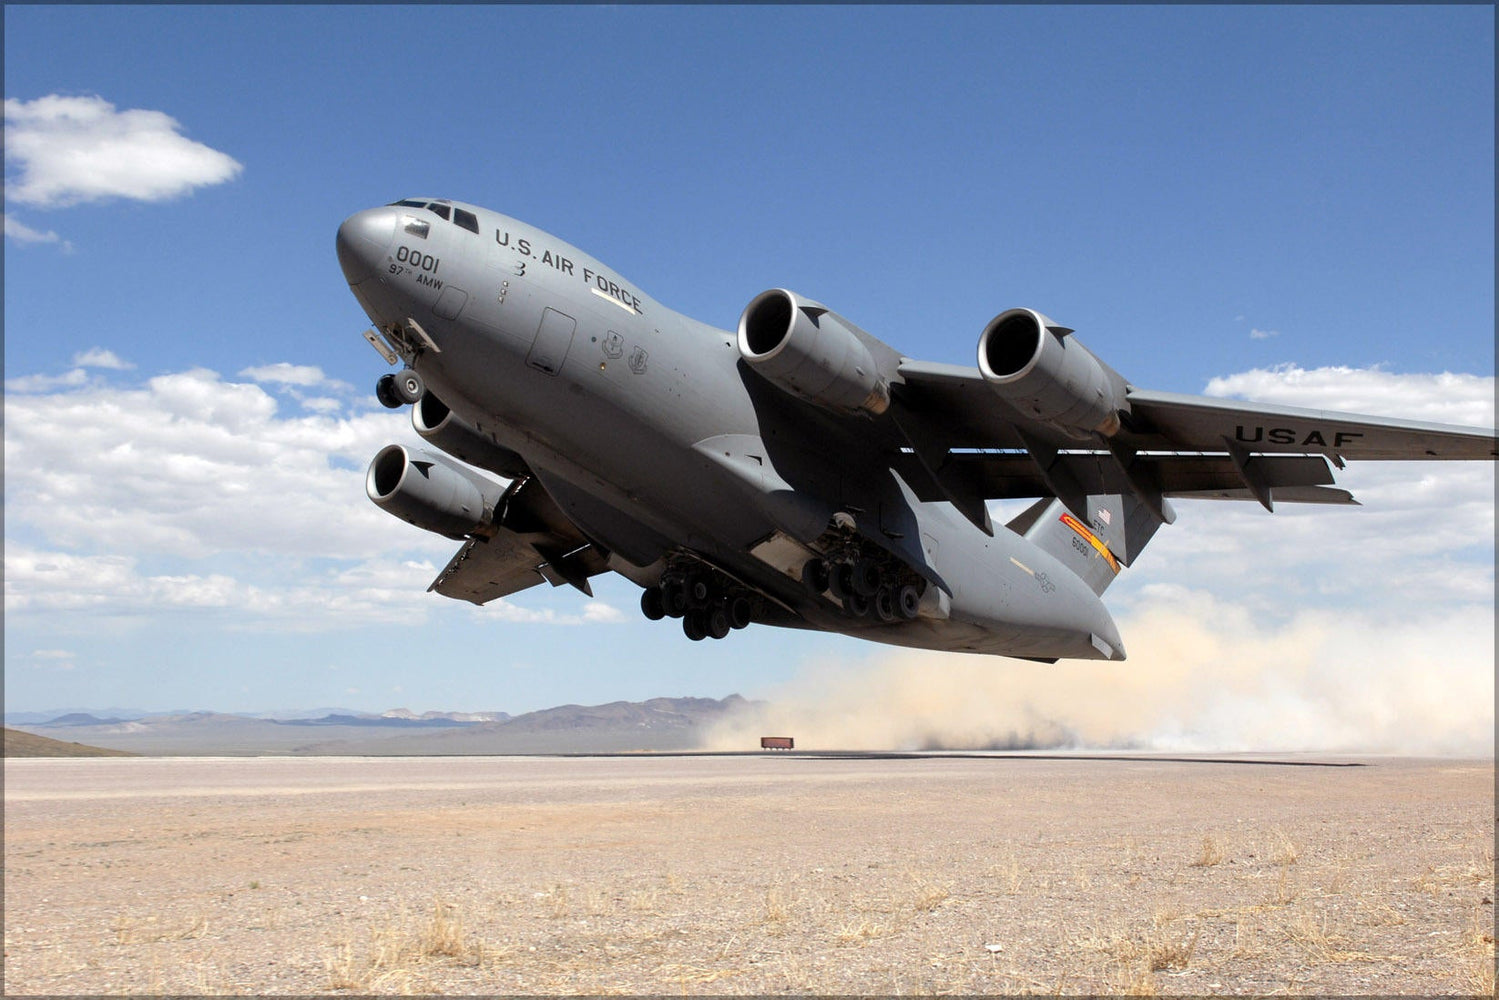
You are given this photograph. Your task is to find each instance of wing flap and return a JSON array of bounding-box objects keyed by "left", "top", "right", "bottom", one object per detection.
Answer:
[
  {"left": 891, "top": 452, "right": 1343, "bottom": 504},
  {"left": 429, "top": 531, "right": 549, "bottom": 605}
]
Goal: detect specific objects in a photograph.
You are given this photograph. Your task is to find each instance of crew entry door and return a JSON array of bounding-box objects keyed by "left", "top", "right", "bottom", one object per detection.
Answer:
[{"left": 527, "top": 307, "right": 577, "bottom": 376}]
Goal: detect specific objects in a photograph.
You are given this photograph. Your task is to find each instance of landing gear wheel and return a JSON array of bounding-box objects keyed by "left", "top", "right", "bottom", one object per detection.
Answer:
[
  {"left": 896, "top": 584, "right": 922, "bottom": 620},
  {"left": 728, "top": 595, "right": 753, "bottom": 630},
  {"left": 375, "top": 373, "right": 403, "bottom": 409},
  {"left": 683, "top": 610, "right": 708, "bottom": 641},
  {"left": 640, "top": 588, "right": 665, "bottom": 621},
  {"left": 707, "top": 605, "right": 732, "bottom": 640},
  {"left": 850, "top": 558, "right": 882, "bottom": 597},
  {"left": 845, "top": 591, "right": 870, "bottom": 618},
  {"left": 874, "top": 587, "right": 898, "bottom": 623},
  {"left": 393, "top": 368, "right": 424, "bottom": 405},
  {"left": 831, "top": 563, "right": 852, "bottom": 601},
  {"left": 661, "top": 578, "right": 689, "bottom": 618},
  {"left": 685, "top": 573, "right": 711, "bottom": 609},
  {"left": 801, "top": 558, "right": 830, "bottom": 596}
]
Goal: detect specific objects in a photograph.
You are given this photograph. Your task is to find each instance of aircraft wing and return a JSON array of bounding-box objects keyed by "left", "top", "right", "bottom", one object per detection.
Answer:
[
  {"left": 891, "top": 360, "right": 1496, "bottom": 531},
  {"left": 894, "top": 361, "right": 1498, "bottom": 461}
]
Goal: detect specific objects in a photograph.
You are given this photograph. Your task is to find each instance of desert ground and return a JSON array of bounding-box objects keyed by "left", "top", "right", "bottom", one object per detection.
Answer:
[{"left": 3, "top": 753, "right": 1493, "bottom": 995}]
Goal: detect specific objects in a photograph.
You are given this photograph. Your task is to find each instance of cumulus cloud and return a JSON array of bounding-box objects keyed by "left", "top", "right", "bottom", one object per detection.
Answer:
[
  {"left": 72, "top": 347, "right": 134, "bottom": 370},
  {"left": 2, "top": 361, "right": 630, "bottom": 632},
  {"left": 4, "top": 366, "right": 419, "bottom": 560},
  {"left": 3, "top": 212, "right": 71, "bottom": 249},
  {"left": 4, "top": 94, "right": 242, "bottom": 208},
  {"left": 1248, "top": 327, "right": 1279, "bottom": 340},
  {"left": 1206, "top": 364, "right": 1495, "bottom": 428},
  {"left": 239, "top": 362, "right": 340, "bottom": 388}
]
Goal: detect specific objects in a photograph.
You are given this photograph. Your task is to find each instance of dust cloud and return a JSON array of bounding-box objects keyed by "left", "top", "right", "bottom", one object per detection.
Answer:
[{"left": 705, "top": 590, "right": 1494, "bottom": 755}]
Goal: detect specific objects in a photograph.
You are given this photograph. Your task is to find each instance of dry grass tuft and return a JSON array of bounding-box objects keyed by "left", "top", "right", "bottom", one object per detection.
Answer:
[
  {"left": 111, "top": 912, "right": 208, "bottom": 945},
  {"left": 911, "top": 881, "right": 950, "bottom": 913},
  {"left": 1191, "top": 834, "right": 1227, "bottom": 868},
  {"left": 324, "top": 898, "right": 484, "bottom": 991},
  {"left": 1271, "top": 828, "right": 1300, "bottom": 866},
  {"left": 1457, "top": 905, "right": 1496, "bottom": 996}
]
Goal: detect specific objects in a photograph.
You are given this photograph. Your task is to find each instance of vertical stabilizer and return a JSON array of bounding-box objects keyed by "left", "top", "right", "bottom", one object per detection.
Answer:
[{"left": 1007, "top": 493, "right": 1170, "bottom": 596}]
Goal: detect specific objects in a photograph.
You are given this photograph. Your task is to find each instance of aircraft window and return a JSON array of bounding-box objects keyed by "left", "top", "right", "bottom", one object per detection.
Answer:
[
  {"left": 453, "top": 208, "right": 480, "bottom": 234},
  {"left": 402, "top": 215, "right": 430, "bottom": 239},
  {"left": 391, "top": 200, "right": 427, "bottom": 208},
  {"left": 427, "top": 203, "right": 451, "bottom": 221}
]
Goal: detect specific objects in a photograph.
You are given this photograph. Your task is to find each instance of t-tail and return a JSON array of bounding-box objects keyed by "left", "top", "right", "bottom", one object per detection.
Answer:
[{"left": 1007, "top": 493, "right": 1173, "bottom": 596}]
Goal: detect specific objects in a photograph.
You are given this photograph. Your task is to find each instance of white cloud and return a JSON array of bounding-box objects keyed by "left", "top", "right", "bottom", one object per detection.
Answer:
[
  {"left": 239, "top": 362, "right": 339, "bottom": 389},
  {"left": 3, "top": 369, "right": 89, "bottom": 394},
  {"left": 1205, "top": 364, "right": 1495, "bottom": 428},
  {"left": 1248, "top": 327, "right": 1278, "bottom": 340},
  {"left": 1, "top": 361, "right": 630, "bottom": 632},
  {"left": 4, "top": 95, "right": 242, "bottom": 208},
  {"left": 72, "top": 347, "right": 134, "bottom": 370},
  {"left": 3, "top": 212, "right": 71, "bottom": 250}
]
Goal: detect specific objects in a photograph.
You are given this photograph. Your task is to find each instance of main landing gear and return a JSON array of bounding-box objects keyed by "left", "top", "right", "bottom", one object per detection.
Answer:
[
  {"left": 639, "top": 565, "right": 755, "bottom": 642},
  {"left": 801, "top": 552, "right": 922, "bottom": 623},
  {"left": 376, "top": 369, "right": 425, "bottom": 409}
]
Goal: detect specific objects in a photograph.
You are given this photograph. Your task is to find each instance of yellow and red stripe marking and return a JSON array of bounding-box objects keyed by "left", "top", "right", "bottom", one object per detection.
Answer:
[{"left": 1059, "top": 512, "right": 1121, "bottom": 575}]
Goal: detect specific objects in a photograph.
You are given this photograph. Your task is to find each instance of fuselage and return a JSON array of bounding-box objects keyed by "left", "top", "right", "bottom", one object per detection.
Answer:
[{"left": 337, "top": 198, "right": 1125, "bottom": 661}]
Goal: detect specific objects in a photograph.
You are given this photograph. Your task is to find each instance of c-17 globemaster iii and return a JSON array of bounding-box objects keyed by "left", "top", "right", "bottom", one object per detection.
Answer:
[{"left": 337, "top": 198, "right": 1497, "bottom": 662}]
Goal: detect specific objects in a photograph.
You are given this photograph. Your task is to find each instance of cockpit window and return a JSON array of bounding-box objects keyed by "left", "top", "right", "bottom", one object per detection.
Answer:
[
  {"left": 391, "top": 199, "right": 427, "bottom": 208},
  {"left": 401, "top": 215, "right": 430, "bottom": 239},
  {"left": 453, "top": 208, "right": 479, "bottom": 234},
  {"left": 427, "top": 203, "right": 451, "bottom": 221}
]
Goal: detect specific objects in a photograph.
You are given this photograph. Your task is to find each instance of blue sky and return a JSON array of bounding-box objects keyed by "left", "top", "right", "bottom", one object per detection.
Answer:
[{"left": 4, "top": 7, "right": 1493, "bottom": 750}]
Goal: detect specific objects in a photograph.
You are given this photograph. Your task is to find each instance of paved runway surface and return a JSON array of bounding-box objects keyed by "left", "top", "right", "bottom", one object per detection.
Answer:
[{"left": 5, "top": 753, "right": 1493, "bottom": 994}]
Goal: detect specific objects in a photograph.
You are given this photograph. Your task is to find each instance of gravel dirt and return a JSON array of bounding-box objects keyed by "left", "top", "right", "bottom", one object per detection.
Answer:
[{"left": 3, "top": 753, "right": 1493, "bottom": 995}]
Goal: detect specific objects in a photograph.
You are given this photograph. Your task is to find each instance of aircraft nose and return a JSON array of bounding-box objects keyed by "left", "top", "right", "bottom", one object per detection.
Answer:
[{"left": 336, "top": 207, "right": 397, "bottom": 284}]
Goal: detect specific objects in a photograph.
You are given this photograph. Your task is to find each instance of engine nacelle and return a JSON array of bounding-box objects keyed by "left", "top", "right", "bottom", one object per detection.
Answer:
[
  {"left": 413, "top": 392, "right": 529, "bottom": 479},
  {"left": 366, "top": 444, "right": 506, "bottom": 539},
  {"left": 738, "top": 288, "right": 890, "bottom": 416},
  {"left": 977, "top": 308, "right": 1129, "bottom": 438}
]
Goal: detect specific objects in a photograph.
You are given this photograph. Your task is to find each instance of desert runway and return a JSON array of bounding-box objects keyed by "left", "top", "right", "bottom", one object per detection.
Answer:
[{"left": 3, "top": 753, "right": 1493, "bottom": 995}]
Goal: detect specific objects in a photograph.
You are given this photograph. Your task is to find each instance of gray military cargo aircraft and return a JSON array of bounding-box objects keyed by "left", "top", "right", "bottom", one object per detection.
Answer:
[{"left": 337, "top": 198, "right": 1497, "bottom": 662}]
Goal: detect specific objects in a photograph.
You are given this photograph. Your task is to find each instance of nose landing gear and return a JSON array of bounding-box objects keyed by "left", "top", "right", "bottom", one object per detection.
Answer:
[{"left": 376, "top": 369, "right": 425, "bottom": 409}]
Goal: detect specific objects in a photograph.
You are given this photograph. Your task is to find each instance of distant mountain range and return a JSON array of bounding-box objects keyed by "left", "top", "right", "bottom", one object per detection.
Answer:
[{"left": 3, "top": 696, "right": 756, "bottom": 756}]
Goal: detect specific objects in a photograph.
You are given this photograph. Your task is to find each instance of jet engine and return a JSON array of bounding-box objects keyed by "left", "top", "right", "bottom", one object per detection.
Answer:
[
  {"left": 977, "top": 308, "right": 1129, "bottom": 438},
  {"left": 413, "top": 392, "right": 529, "bottom": 479},
  {"left": 366, "top": 444, "right": 506, "bottom": 539},
  {"left": 738, "top": 288, "right": 890, "bottom": 415}
]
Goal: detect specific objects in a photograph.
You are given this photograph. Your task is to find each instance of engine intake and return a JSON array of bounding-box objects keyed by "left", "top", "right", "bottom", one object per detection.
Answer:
[
  {"left": 978, "top": 308, "right": 1128, "bottom": 438},
  {"left": 738, "top": 288, "right": 890, "bottom": 415},
  {"left": 366, "top": 444, "right": 506, "bottom": 539},
  {"left": 413, "top": 392, "right": 529, "bottom": 479}
]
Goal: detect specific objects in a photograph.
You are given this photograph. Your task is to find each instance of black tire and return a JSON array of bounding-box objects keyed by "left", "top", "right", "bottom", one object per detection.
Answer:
[
  {"left": 686, "top": 573, "right": 711, "bottom": 609},
  {"left": 845, "top": 591, "right": 870, "bottom": 618},
  {"left": 375, "top": 373, "right": 403, "bottom": 409},
  {"left": 640, "top": 588, "right": 665, "bottom": 621},
  {"left": 831, "top": 563, "right": 852, "bottom": 600},
  {"left": 683, "top": 610, "right": 708, "bottom": 641},
  {"left": 850, "top": 558, "right": 881, "bottom": 597},
  {"left": 394, "top": 368, "right": 424, "bottom": 405},
  {"left": 661, "top": 579, "right": 688, "bottom": 618},
  {"left": 874, "top": 587, "right": 898, "bottom": 623},
  {"left": 896, "top": 584, "right": 921, "bottom": 619},
  {"left": 728, "top": 595, "right": 753, "bottom": 630},
  {"left": 707, "top": 606, "right": 731, "bottom": 640},
  {"left": 801, "top": 558, "right": 830, "bottom": 595}
]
